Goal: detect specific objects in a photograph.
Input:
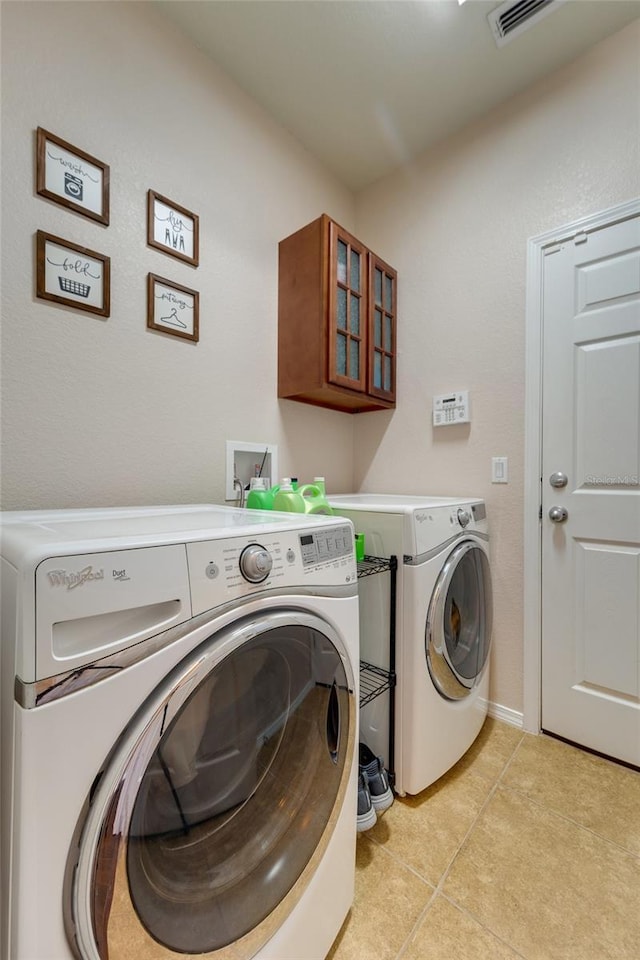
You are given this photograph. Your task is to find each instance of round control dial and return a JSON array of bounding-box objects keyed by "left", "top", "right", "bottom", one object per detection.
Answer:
[
  {"left": 457, "top": 508, "right": 472, "bottom": 528},
  {"left": 239, "top": 543, "right": 273, "bottom": 583}
]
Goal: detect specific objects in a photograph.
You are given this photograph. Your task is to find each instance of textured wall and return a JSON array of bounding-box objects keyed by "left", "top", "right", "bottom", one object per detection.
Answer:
[
  {"left": 353, "top": 21, "right": 640, "bottom": 713},
  {"left": 0, "top": 1, "right": 356, "bottom": 510}
]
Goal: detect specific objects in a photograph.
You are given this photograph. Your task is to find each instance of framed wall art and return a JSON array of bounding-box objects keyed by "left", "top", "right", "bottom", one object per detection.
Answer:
[
  {"left": 147, "top": 190, "right": 199, "bottom": 266},
  {"left": 147, "top": 273, "right": 199, "bottom": 343},
  {"left": 36, "top": 230, "right": 110, "bottom": 317},
  {"left": 36, "top": 128, "right": 110, "bottom": 225}
]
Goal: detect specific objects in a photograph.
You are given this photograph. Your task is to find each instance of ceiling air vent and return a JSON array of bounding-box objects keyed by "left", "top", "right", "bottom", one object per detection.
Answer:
[{"left": 487, "top": 0, "right": 567, "bottom": 48}]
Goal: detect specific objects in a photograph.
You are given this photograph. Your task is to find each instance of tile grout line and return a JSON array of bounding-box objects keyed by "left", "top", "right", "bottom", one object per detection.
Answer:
[
  {"left": 439, "top": 891, "right": 530, "bottom": 960},
  {"left": 360, "top": 835, "right": 437, "bottom": 886},
  {"left": 497, "top": 780, "right": 640, "bottom": 862},
  {"left": 392, "top": 730, "right": 528, "bottom": 960},
  {"left": 355, "top": 834, "right": 439, "bottom": 959},
  {"left": 431, "top": 742, "right": 640, "bottom": 959},
  {"left": 432, "top": 730, "right": 528, "bottom": 893},
  {"left": 340, "top": 733, "right": 637, "bottom": 958}
]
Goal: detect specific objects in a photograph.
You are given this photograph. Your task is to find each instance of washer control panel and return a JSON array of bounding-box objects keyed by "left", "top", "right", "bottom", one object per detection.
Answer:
[
  {"left": 298, "top": 526, "right": 352, "bottom": 567},
  {"left": 187, "top": 523, "right": 356, "bottom": 616}
]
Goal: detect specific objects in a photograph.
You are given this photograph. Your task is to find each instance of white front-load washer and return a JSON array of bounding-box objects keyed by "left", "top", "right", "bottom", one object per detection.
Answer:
[
  {"left": 329, "top": 494, "right": 492, "bottom": 796},
  {"left": 0, "top": 504, "right": 359, "bottom": 960}
]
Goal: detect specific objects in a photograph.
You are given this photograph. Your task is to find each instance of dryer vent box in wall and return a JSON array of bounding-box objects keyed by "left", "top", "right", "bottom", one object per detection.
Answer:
[{"left": 225, "top": 441, "right": 278, "bottom": 501}]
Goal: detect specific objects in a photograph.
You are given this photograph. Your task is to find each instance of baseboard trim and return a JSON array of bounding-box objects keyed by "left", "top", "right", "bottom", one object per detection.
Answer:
[{"left": 488, "top": 701, "right": 524, "bottom": 729}]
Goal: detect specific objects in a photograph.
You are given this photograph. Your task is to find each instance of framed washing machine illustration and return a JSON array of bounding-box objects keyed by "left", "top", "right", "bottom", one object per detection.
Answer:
[{"left": 0, "top": 505, "right": 359, "bottom": 960}]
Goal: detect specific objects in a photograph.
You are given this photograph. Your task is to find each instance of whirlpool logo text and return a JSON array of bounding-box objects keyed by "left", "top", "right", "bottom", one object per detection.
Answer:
[{"left": 47, "top": 566, "right": 105, "bottom": 589}]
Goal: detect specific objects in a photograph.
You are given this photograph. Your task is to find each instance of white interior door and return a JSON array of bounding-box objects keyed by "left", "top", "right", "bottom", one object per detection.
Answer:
[{"left": 541, "top": 212, "right": 640, "bottom": 767}]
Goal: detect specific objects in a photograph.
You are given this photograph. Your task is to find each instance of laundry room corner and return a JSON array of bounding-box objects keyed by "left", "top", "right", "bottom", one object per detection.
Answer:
[{"left": 352, "top": 17, "right": 640, "bottom": 723}]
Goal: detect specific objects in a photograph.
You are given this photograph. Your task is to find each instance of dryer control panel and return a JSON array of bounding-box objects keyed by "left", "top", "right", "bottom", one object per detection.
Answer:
[
  {"left": 187, "top": 523, "right": 356, "bottom": 616},
  {"left": 412, "top": 502, "right": 488, "bottom": 557}
]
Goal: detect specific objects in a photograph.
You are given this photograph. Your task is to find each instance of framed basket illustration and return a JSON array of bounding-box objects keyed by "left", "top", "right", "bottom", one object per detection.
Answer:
[
  {"left": 36, "top": 231, "right": 110, "bottom": 317},
  {"left": 147, "top": 273, "right": 199, "bottom": 342},
  {"left": 147, "top": 190, "right": 199, "bottom": 266},
  {"left": 36, "top": 128, "right": 110, "bottom": 225}
]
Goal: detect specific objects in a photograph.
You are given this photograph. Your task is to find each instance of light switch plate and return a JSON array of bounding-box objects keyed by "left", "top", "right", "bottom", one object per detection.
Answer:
[{"left": 492, "top": 457, "right": 509, "bottom": 483}]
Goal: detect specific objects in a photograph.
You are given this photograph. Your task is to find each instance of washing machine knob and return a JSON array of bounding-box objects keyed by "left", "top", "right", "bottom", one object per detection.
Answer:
[
  {"left": 239, "top": 543, "right": 273, "bottom": 583},
  {"left": 457, "top": 508, "right": 471, "bottom": 528}
]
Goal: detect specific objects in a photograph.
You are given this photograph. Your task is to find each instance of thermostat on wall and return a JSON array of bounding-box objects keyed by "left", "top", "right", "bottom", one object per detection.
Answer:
[{"left": 433, "top": 390, "right": 470, "bottom": 426}]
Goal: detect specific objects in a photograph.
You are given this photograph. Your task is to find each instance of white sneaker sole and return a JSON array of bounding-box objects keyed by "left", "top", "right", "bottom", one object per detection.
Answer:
[
  {"left": 356, "top": 805, "right": 377, "bottom": 832},
  {"left": 370, "top": 787, "right": 394, "bottom": 813}
]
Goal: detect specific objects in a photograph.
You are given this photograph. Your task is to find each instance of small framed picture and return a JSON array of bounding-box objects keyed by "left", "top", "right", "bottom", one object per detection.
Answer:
[
  {"left": 147, "top": 273, "right": 199, "bottom": 342},
  {"left": 147, "top": 190, "right": 199, "bottom": 266},
  {"left": 36, "top": 128, "right": 109, "bottom": 225},
  {"left": 36, "top": 230, "right": 110, "bottom": 317}
]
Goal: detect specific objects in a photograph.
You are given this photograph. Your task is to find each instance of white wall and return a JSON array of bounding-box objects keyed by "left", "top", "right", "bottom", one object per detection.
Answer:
[
  {"left": 0, "top": 0, "right": 356, "bottom": 510},
  {"left": 354, "top": 21, "right": 640, "bottom": 713}
]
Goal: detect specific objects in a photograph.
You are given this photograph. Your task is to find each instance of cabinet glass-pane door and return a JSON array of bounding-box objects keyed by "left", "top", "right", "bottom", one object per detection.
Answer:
[
  {"left": 329, "top": 224, "right": 367, "bottom": 391},
  {"left": 368, "top": 256, "right": 396, "bottom": 401}
]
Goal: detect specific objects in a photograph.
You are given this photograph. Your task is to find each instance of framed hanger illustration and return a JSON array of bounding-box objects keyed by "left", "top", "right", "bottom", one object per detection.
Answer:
[{"left": 147, "top": 273, "right": 199, "bottom": 342}]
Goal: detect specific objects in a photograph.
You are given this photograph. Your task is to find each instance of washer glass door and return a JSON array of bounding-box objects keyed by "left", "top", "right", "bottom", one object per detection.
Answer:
[
  {"left": 69, "top": 610, "right": 355, "bottom": 960},
  {"left": 426, "top": 541, "right": 492, "bottom": 701}
]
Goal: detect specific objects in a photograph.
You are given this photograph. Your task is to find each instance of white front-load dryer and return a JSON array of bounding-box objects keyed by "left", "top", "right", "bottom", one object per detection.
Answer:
[
  {"left": 329, "top": 494, "right": 492, "bottom": 796},
  {"left": 0, "top": 505, "right": 359, "bottom": 960}
]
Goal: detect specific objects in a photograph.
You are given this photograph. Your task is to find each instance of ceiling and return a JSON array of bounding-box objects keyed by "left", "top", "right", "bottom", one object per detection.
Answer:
[{"left": 158, "top": 0, "right": 640, "bottom": 191}]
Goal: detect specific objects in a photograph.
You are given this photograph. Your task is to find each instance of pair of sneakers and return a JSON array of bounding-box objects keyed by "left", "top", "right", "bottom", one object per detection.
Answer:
[{"left": 357, "top": 742, "right": 394, "bottom": 832}]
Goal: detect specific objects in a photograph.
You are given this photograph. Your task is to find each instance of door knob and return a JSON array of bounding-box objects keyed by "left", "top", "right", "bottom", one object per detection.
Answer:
[
  {"left": 549, "top": 472, "right": 568, "bottom": 488},
  {"left": 548, "top": 506, "right": 568, "bottom": 523}
]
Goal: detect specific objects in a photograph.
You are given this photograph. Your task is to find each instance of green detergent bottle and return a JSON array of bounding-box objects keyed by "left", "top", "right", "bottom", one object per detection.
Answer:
[
  {"left": 246, "top": 477, "right": 274, "bottom": 510},
  {"left": 272, "top": 478, "right": 306, "bottom": 513},
  {"left": 298, "top": 480, "right": 333, "bottom": 515}
]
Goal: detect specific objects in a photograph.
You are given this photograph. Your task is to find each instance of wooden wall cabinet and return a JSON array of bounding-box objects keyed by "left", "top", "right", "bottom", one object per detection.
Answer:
[{"left": 278, "top": 214, "right": 397, "bottom": 413}]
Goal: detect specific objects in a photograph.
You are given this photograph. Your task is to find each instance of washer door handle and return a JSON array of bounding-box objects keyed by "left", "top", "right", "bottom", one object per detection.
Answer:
[{"left": 326, "top": 680, "right": 340, "bottom": 764}]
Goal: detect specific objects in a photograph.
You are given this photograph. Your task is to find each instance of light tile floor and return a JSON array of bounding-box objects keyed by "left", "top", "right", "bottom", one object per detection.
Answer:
[{"left": 327, "top": 718, "right": 640, "bottom": 960}]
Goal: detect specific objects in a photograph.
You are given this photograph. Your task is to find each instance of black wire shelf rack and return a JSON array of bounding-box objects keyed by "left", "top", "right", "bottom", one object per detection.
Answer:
[
  {"left": 356, "top": 555, "right": 394, "bottom": 579},
  {"left": 356, "top": 554, "right": 397, "bottom": 711},
  {"left": 359, "top": 660, "right": 395, "bottom": 707}
]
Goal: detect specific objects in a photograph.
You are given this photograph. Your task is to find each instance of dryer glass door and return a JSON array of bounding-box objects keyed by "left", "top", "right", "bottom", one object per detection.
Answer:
[
  {"left": 426, "top": 541, "right": 492, "bottom": 701},
  {"left": 69, "top": 610, "right": 355, "bottom": 960}
]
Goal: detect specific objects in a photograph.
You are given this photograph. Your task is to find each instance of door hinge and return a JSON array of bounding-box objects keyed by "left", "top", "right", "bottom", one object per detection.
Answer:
[
  {"left": 544, "top": 243, "right": 562, "bottom": 256},
  {"left": 539, "top": 504, "right": 543, "bottom": 520},
  {"left": 574, "top": 231, "right": 588, "bottom": 245}
]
